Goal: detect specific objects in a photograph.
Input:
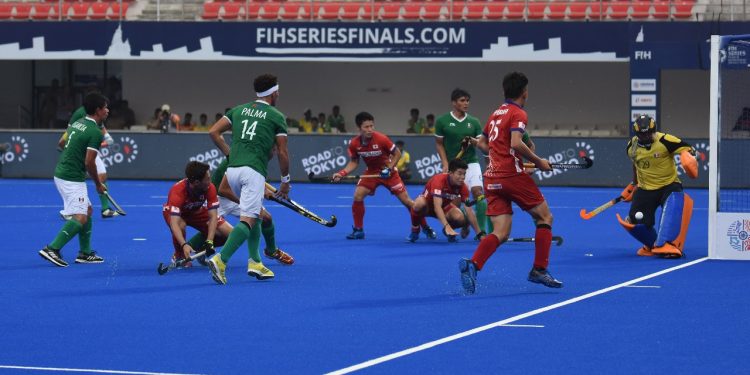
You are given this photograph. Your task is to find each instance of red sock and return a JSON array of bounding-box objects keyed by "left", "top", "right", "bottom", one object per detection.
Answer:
[
  {"left": 534, "top": 224, "right": 552, "bottom": 269},
  {"left": 420, "top": 216, "right": 428, "bottom": 228},
  {"left": 409, "top": 208, "right": 421, "bottom": 227},
  {"left": 471, "top": 233, "right": 501, "bottom": 270},
  {"left": 352, "top": 201, "right": 365, "bottom": 229}
]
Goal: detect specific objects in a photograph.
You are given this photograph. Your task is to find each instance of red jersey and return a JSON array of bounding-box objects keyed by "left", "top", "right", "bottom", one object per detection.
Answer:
[
  {"left": 163, "top": 179, "right": 219, "bottom": 217},
  {"left": 483, "top": 101, "right": 528, "bottom": 178},
  {"left": 421, "top": 173, "right": 470, "bottom": 210},
  {"left": 347, "top": 131, "right": 396, "bottom": 173}
]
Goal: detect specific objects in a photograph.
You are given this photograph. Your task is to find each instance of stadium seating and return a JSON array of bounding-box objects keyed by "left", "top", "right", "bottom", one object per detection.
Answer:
[
  {"left": 32, "top": 3, "right": 53, "bottom": 20},
  {"left": 260, "top": 2, "right": 280, "bottom": 19},
  {"left": 506, "top": 2, "right": 525, "bottom": 19},
  {"left": 14, "top": 2, "right": 32, "bottom": 19},
  {"left": 485, "top": 3, "right": 505, "bottom": 19},
  {"left": 379, "top": 3, "right": 401, "bottom": 20},
  {"left": 280, "top": 2, "right": 303, "bottom": 20},
  {"left": 547, "top": 3, "right": 568, "bottom": 20},
  {"left": 630, "top": 1, "right": 651, "bottom": 19},
  {"left": 527, "top": 2, "right": 547, "bottom": 20},
  {"left": 341, "top": 3, "right": 363, "bottom": 20},
  {"left": 202, "top": 2, "right": 220, "bottom": 19},
  {"left": 568, "top": 2, "right": 588, "bottom": 19},
  {"left": 0, "top": 3, "right": 12, "bottom": 19},
  {"left": 422, "top": 3, "right": 443, "bottom": 20},
  {"left": 90, "top": 2, "right": 111, "bottom": 20}
]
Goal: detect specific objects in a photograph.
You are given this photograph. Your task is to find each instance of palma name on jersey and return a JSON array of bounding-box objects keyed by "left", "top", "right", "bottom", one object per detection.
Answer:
[
  {"left": 241, "top": 107, "right": 267, "bottom": 119},
  {"left": 70, "top": 122, "right": 88, "bottom": 132}
]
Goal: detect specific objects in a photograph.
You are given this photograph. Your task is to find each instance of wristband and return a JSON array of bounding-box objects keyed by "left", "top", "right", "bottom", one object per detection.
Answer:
[
  {"left": 280, "top": 174, "right": 291, "bottom": 183},
  {"left": 181, "top": 243, "right": 188, "bottom": 249},
  {"left": 337, "top": 170, "right": 349, "bottom": 177}
]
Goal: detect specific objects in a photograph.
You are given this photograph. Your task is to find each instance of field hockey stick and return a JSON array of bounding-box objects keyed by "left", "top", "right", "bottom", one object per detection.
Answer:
[
  {"left": 433, "top": 193, "right": 484, "bottom": 207},
  {"left": 265, "top": 183, "right": 337, "bottom": 227},
  {"left": 523, "top": 157, "right": 593, "bottom": 170},
  {"left": 157, "top": 250, "right": 206, "bottom": 275},
  {"left": 454, "top": 136, "right": 472, "bottom": 160},
  {"left": 506, "top": 236, "right": 564, "bottom": 246},
  {"left": 580, "top": 195, "right": 624, "bottom": 220},
  {"left": 103, "top": 191, "right": 127, "bottom": 216},
  {"left": 307, "top": 172, "right": 379, "bottom": 182}
]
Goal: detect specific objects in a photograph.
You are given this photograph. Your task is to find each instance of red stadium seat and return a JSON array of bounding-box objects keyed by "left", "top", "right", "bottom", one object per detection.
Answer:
[
  {"left": 69, "top": 2, "right": 90, "bottom": 19},
  {"left": 359, "top": 2, "right": 375, "bottom": 20},
  {"left": 13, "top": 2, "right": 32, "bottom": 19},
  {"left": 526, "top": 2, "right": 546, "bottom": 20},
  {"left": 485, "top": 2, "right": 504, "bottom": 20},
  {"left": 630, "top": 1, "right": 651, "bottom": 19},
  {"left": 0, "top": 3, "right": 12, "bottom": 19},
  {"left": 378, "top": 3, "right": 400, "bottom": 20},
  {"left": 505, "top": 2, "right": 524, "bottom": 19},
  {"left": 607, "top": 2, "right": 629, "bottom": 19},
  {"left": 567, "top": 2, "right": 587, "bottom": 19},
  {"left": 222, "top": 1, "right": 242, "bottom": 20},
  {"left": 422, "top": 3, "right": 442, "bottom": 20},
  {"left": 673, "top": 2, "right": 694, "bottom": 19},
  {"left": 652, "top": 1, "right": 670, "bottom": 19},
  {"left": 401, "top": 2, "right": 421, "bottom": 20},
  {"left": 547, "top": 2, "right": 567, "bottom": 20},
  {"left": 32, "top": 3, "right": 53, "bottom": 19},
  {"left": 341, "top": 2, "right": 362, "bottom": 20},
  {"left": 318, "top": 2, "right": 341, "bottom": 20},
  {"left": 280, "top": 2, "right": 301, "bottom": 20},
  {"left": 109, "top": 1, "right": 128, "bottom": 20},
  {"left": 246, "top": 2, "right": 261, "bottom": 19},
  {"left": 450, "top": 2, "right": 466, "bottom": 20},
  {"left": 588, "top": 2, "right": 604, "bottom": 20},
  {"left": 89, "top": 2, "right": 110, "bottom": 20},
  {"left": 259, "top": 2, "right": 280, "bottom": 19},
  {"left": 202, "top": 2, "right": 220, "bottom": 19}
]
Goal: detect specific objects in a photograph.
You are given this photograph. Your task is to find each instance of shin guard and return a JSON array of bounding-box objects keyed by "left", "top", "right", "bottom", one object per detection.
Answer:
[
  {"left": 617, "top": 213, "right": 657, "bottom": 248},
  {"left": 653, "top": 192, "right": 693, "bottom": 256}
]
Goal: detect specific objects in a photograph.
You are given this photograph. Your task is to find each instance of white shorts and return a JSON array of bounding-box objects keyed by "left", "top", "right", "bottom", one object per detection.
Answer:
[
  {"left": 95, "top": 152, "right": 106, "bottom": 175},
  {"left": 218, "top": 196, "right": 241, "bottom": 218},
  {"left": 226, "top": 166, "right": 264, "bottom": 219},
  {"left": 54, "top": 176, "right": 91, "bottom": 216},
  {"left": 466, "top": 162, "right": 483, "bottom": 190}
]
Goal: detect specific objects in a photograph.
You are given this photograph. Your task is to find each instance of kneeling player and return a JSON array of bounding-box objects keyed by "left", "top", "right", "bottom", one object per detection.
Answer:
[
  {"left": 616, "top": 115, "right": 699, "bottom": 259},
  {"left": 212, "top": 158, "right": 294, "bottom": 265},
  {"left": 163, "top": 161, "right": 230, "bottom": 267},
  {"left": 408, "top": 159, "right": 482, "bottom": 242}
]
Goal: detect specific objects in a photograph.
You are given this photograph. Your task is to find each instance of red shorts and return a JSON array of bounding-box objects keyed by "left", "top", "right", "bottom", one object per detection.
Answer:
[
  {"left": 420, "top": 199, "right": 459, "bottom": 218},
  {"left": 357, "top": 170, "right": 407, "bottom": 196},
  {"left": 162, "top": 207, "right": 227, "bottom": 252},
  {"left": 484, "top": 173, "right": 545, "bottom": 215}
]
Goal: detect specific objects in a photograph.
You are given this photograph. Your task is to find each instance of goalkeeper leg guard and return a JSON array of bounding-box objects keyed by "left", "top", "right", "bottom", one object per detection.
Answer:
[
  {"left": 652, "top": 192, "right": 693, "bottom": 258},
  {"left": 617, "top": 213, "right": 657, "bottom": 255}
]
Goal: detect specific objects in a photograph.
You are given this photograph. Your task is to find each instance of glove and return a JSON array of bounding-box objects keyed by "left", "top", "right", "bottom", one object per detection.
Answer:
[
  {"left": 380, "top": 167, "right": 391, "bottom": 179},
  {"left": 201, "top": 240, "right": 216, "bottom": 256},
  {"left": 621, "top": 182, "right": 637, "bottom": 202}
]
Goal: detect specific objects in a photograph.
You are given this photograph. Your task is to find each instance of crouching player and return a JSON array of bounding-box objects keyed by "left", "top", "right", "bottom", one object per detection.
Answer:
[
  {"left": 617, "top": 115, "right": 699, "bottom": 259},
  {"left": 211, "top": 158, "right": 294, "bottom": 265},
  {"left": 408, "top": 159, "right": 483, "bottom": 243},
  {"left": 163, "top": 161, "right": 230, "bottom": 267}
]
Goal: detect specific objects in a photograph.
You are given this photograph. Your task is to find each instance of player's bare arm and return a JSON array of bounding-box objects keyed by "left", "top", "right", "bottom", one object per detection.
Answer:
[
  {"left": 433, "top": 196, "right": 457, "bottom": 235},
  {"left": 218, "top": 175, "right": 240, "bottom": 204},
  {"left": 475, "top": 134, "right": 489, "bottom": 154},
  {"left": 462, "top": 201, "right": 482, "bottom": 235},
  {"left": 168, "top": 215, "right": 193, "bottom": 259},
  {"left": 208, "top": 117, "right": 232, "bottom": 157},
  {"left": 206, "top": 209, "right": 218, "bottom": 244},
  {"left": 435, "top": 137, "right": 449, "bottom": 172},
  {"left": 389, "top": 146, "right": 402, "bottom": 171},
  {"left": 276, "top": 134, "right": 291, "bottom": 199},
  {"left": 510, "top": 131, "right": 551, "bottom": 171},
  {"left": 332, "top": 159, "right": 359, "bottom": 182},
  {"left": 85, "top": 149, "right": 105, "bottom": 193}
]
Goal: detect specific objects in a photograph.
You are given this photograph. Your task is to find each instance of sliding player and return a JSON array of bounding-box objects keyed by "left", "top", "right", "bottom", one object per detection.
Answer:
[
  {"left": 211, "top": 158, "right": 294, "bottom": 265},
  {"left": 616, "top": 114, "right": 698, "bottom": 258},
  {"left": 459, "top": 72, "right": 561, "bottom": 294},
  {"left": 435, "top": 89, "right": 487, "bottom": 236},
  {"left": 408, "top": 159, "right": 482, "bottom": 243},
  {"left": 332, "top": 111, "right": 435, "bottom": 240},
  {"left": 163, "top": 161, "right": 230, "bottom": 267},
  {"left": 58, "top": 105, "right": 119, "bottom": 219},
  {"left": 39, "top": 93, "right": 109, "bottom": 267}
]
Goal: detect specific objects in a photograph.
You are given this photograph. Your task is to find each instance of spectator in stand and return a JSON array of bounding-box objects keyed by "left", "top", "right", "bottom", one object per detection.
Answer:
[
  {"left": 318, "top": 112, "right": 331, "bottom": 133},
  {"left": 329, "top": 105, "right": 346, "bottom": 133},
  {"left": 407, "top": 108, "right": 426, "bottom": 134},
  {"left": 310, "top": 117, "right": 320, "bottom": 133},
  {"left": 299, "top": 109, "right": 314, "bottom": 133},
  {"left": 422, "top": 114, "right": 436, "bottom": 134},
  {"left": 154, "top": 104, "right": 178, "bottom": 133},
  {"left": 194, "top": 113, "right": 210, "bottom": 131},
  {"left": 395, "top": 140, "right": 411, "bottom": 181},
  {"left": 286, "top": 118, "right": 300, "bottom": 132},
  {"left": 215, "top": 113, "right": 223, "bottom": 123},
  {"left": 179, "top": 112, "right": 195, "bottom": 131},
  {"left": 147, "top": 107, "right": 162, "bottom": 131}
]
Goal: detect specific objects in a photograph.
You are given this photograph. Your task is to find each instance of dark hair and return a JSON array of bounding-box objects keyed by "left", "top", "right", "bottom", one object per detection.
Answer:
[
  {"left": 451, "top": 88, "right": 470, "bottom": 102},
  {"left": 200, "top": 113, "right": 207, "bottom": 119},
  {"left": 185, "top": 161, "right": 209, "bottom": 182},
  {"left": 426, "top": 114, "right": 435, "bottom": 120},
  {"left": 83, "top": 93, "right": 109, "bottom": 116},
  {"left": 410, "top": 108, "right": 419, "bottom": 115},
  {"left": 254, "top": 74, "right": 278, "bottom": 95},
  {"left": 355, "top": 112, "right": 374, "bottom": 127},
  {"left": 503, "top": 72, "right": 529, "bottom": 100},
  {"left": 449, "top": 158, "right": 469, "bottom": 172},
  {"left": 395, "top": 140, "right": 404, "bottom": 146}
]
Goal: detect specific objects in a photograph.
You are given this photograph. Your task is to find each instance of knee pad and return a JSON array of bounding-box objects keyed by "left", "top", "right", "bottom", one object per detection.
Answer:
[
  {"left": 617, "top": 213, "right": 657, "bottom": 248},
  {"left": 655, "top": 192, "right": 693, "bottom": 251}
]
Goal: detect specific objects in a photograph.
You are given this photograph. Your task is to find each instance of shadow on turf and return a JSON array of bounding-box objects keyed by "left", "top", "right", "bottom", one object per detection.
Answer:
[{"left": 325, "top": 289, "right": 559, "bottom": 310}]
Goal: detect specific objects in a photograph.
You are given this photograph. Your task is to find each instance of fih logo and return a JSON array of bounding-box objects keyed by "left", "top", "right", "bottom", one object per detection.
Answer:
[
  {"left": 100, "top": 136, "right": 138, "bottom": 166},
  {"left": 3, "top": 136, "right": 29, "bottom": 163},
  {"left": 190, "top": 149, "right": 225, "bottom": 171},
  {"left": 533, "top": 141, "right": 595, "bottom": 181},
  {"left": 675, "top": 142, "right": 709, "bottom": 176},
  {"left": 726, "top": 219, "right": 750, "bottom": 252}
]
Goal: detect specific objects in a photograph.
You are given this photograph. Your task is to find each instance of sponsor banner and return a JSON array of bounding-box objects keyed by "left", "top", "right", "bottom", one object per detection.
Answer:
[
  {"left": 631, "top": 109, "right": 657, "bottom": 122},
  {"left": 631, "top": 78, "right": 657, "bottom": 91},
  {"left": 631, "top": 94, "right": 657, "bottom": 107},
  {"left": 714, "top": 213, "right": 750, "bottom": 260},
  {"left": 0, "top": 131, "right": 729, "bottom": 188},
  {"left": 720, "top": 34, "right": 750, "bottom": 69}
]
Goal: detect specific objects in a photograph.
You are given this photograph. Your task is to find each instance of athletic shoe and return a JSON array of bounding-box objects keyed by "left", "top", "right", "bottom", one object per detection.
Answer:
[
  {"left": 195, "top": 254, "right": 208, "bottom": 266},
  {"left": 101, "top": 209, "right": 119, "bottom": 219},
  {"left": 528, "top": 267, "right": 563, "bottom": 288},
  {"left": 346, "top": 226, "right": 365, "bottom": 240},
  {"left": 474, "top": 231, "right": 487, "bottom": 241},
  {"left": 460, "top": 226, "right": 471, "bottom": 239},
  {"left": 264, "top": 248, "right": 294, "bottom": 265},
  {"left": 75, "top": 251, "right": 104, "bottom": 264},
  {"left": 39, "top": 246, "right": 68, "bottom": 267},
  {"left": 651, "top": 242, "right": 683, "bottom": 258},
  {"left": 458, "top": 258, "right": 477, "bottom": 294},
  {"left": 422, "top": 226, "right": 437, "bottom": 239},
  {"left": 636, "top": 245, "right": 654, "bottom": 257},
  {"left": 406, "top": 226, "right": 420, "bottom": 243},
  {"left": 247, "top": 260, "right": 274, "bottom": 280},
  {"left": 207, "top": 254, "right": 227, "bottom": 285}
]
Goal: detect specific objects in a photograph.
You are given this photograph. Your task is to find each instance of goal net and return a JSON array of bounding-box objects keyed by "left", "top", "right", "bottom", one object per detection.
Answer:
[{"left": 709, "top": 34, "right": 750, "bottom": 259}]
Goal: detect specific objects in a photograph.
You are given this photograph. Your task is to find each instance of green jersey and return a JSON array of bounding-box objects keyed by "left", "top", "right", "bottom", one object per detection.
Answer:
[
  {"left": 69, "top": 106, "right": 86, "bottom": 126},
  {"left": 211, "top": 158, "right": 229, "bottom": 188},
  {"left": 55, "top": 117, "right": 103, "bottom": 182},
  {"left": 435, "top": 112, "right": 482, "bottom": 163},
  {"left": 226, "top": 100, "right": 287, "bottom": 177}
]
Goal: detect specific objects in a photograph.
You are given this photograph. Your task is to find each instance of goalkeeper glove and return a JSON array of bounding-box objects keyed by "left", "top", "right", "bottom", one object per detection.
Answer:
[
  {"left": 620, "top": 182, "right": 637, "bottom": 202},
  {"left": 201, "top": 240, "right": 216, "bottom": 256}
]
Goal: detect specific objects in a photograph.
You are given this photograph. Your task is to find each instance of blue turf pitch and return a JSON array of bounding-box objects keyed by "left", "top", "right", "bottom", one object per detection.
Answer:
[{"left": 2, "top": 179, "right": 749, "bottom": 374}]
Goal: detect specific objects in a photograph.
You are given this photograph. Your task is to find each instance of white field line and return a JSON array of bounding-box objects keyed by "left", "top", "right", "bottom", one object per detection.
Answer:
[
  {"left": 0, "top": 365, "right": 204, "bottom": 375},
  {"left": 326, "top": 257, "right": 709, "bottom": 375}
]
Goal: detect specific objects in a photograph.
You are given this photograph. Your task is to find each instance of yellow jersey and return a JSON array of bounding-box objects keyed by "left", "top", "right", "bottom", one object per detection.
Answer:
[
  {"left": 626, "top": 132, "right": 692, "bottom": 191},
  {"left": 396, "top": 150, "right": 410, "bottom": 172}
]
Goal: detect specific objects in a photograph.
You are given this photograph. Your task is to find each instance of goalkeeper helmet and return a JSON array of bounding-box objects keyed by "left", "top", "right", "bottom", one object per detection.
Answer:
[{"left": 633, "top": 115, "right": 656, "bottom": 148}]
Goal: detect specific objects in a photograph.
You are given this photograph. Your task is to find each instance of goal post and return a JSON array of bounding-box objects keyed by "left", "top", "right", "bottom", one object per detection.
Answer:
[{"left": 709, "top": 34, "right": 750, "bottom": 260}]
